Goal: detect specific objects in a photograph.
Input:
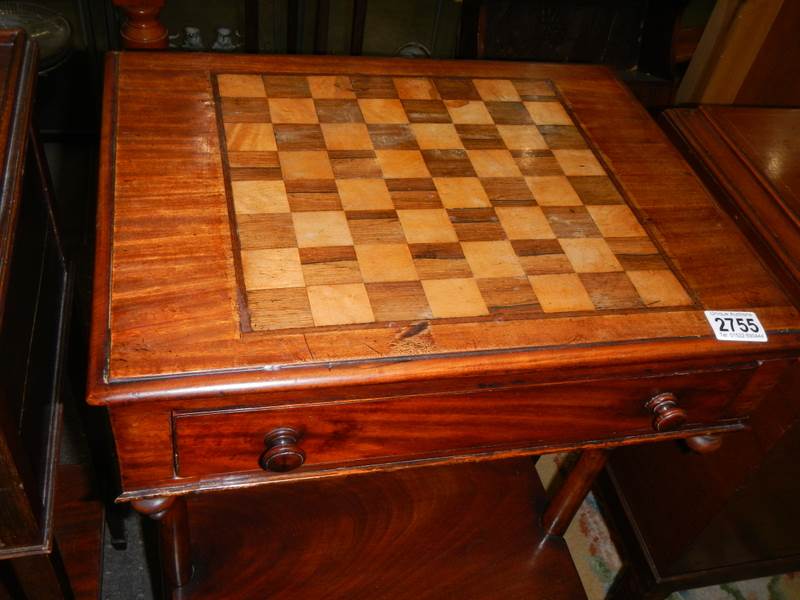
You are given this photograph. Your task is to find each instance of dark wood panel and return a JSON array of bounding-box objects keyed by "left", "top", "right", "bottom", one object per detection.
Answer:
[{"left": 175, "top": 458, "right": 586, "bottom": 600}]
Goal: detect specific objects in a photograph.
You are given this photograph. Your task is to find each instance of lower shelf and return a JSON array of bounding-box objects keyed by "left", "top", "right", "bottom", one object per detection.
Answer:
[{"left": 175, "top": 458, "right": 586, "bottom": 600}]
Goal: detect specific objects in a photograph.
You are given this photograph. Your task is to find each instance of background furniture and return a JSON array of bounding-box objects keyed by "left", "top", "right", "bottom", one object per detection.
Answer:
[
  {"left": 90, "top": 51, "right": 800, "bottom": 597},
  {"left": 0, "top": 28, "right": 102, "bottom": 599},
  {"left": 602, "top": 106, "right": 800, "bottom": 599}
]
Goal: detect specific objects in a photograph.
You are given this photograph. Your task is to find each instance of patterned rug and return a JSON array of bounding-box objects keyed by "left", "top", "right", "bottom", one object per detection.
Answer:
[{"left": 536, "top": 454, "right": 800, "bottom": 600}]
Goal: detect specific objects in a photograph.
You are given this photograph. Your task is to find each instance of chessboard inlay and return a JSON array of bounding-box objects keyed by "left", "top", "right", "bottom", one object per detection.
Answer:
[{"left": 214, "top": 73, "right": 694, "bottom": 332}]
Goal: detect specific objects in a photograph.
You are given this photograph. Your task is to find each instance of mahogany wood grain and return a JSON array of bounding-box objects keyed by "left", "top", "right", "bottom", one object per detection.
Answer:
[
  {"left": 174, "top": 459, "right": 587, "bottom": 600},
  {"left": 172, "top": 368, "right": 753, "bottom": 481}
]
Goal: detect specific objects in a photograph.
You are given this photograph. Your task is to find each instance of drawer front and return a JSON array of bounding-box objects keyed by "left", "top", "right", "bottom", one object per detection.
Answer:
[{"left": 174, "top": 369, "right": 754, "bottom": 479}]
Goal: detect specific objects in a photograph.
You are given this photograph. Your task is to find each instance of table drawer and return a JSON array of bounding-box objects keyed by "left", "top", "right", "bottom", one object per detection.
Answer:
[{"left": 174, "top": 368, "right": 754, "bottom": 479}]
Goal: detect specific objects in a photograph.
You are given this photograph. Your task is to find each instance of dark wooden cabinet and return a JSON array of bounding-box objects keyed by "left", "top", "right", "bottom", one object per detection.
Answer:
[
  {"left": 0, "top": 29, "right": 74, "bottom": 598},
  {"left": 91, "top": 54, "right": 800, "bottom": 598},
  {"left": 603, "top": 107, "right": 800, "bottom": 599}
]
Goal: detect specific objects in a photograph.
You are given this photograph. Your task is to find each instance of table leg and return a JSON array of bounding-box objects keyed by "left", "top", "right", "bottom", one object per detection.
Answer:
[
  {"left": 132, "top": 496, "right": 192, "bottom": 589},
  {"left": 542, "top": 449, "right": 609, "bottom": 537}
]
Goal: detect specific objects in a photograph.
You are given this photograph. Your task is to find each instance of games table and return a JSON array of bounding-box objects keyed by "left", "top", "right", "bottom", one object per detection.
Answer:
[{"left": 89, "top": 52, "right": 800, "bottom": 598}]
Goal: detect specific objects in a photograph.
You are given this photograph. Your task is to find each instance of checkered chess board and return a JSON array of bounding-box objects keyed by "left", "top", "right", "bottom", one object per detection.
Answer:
[{"left": 214, "top": 73, "right": 694, "bottom": 332}]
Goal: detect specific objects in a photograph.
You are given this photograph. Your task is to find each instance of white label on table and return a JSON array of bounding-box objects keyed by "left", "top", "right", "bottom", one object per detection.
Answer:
[{"left": 704, "top": 311, "right": 768, "bottom": 342}]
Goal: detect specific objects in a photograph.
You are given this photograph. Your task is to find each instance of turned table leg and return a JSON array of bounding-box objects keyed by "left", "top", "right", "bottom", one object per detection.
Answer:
[
  {"left": 132, "top": 496, "right": 192, "bottom": 588},
  {"left": 113, "top": 0, "right": 168, "bottom": 49},
  {"left": 542, "top": 449, "right": 609, "bottom": 537}
]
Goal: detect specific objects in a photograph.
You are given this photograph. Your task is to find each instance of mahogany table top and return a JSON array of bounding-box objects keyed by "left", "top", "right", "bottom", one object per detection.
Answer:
[{"left": 89, "top": 52, "right": 800, "bottom": 404}]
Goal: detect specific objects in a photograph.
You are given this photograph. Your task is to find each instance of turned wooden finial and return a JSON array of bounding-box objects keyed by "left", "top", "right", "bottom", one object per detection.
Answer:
[{"left": 114, "top": 0, "right": 168, "bottom": 49}]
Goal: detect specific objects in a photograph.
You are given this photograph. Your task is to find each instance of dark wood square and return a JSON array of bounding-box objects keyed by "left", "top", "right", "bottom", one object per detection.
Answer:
[
  {"left": 368, "top": 124, "right": 419, "bottom": 149},
  {"left": 409, "top": 243, "right": 473, "bottom": 279},
  {"left": 538, "top": 126, "right": 587, "bottom": 150},
  {"left": 512, "top": 150, "right": 564, "bottom": 176},
  {"left": 433, "top": 78, "right": 480, "bottom": 100},
  {"left": 236, "top": 213, "right": 297, "bottom": 249},
  {"left": 328, "top": 150, "right": 383, "bottom": 179},
  {"left": 351, "top": 75, "right": 398, "bottom": 98},
  {"left": 366, "top": 281, "right": 433, "bottom": 321},
  {"left": 220, "top": 97, "right": 270, "bottom": 123},
  {"left": 579, "top": 272, "right": 643, "bottom": 310},
  {"left": 543, "top": 206, "right": 602, "bottom": 238},
  {"left": 477, "top": 276, "right": 542, "bottom": 314},
  {"left": 455, "top": 125, "right": 505, "bottom": 149},
  {"left": 401, "top": 100, "right": 451, "bottom": 123},
  {"left": 262, "top": 75, "right": 310, "bottom": 97},
  {"left": 568, "top": 176, "right": 624, "bottom": 205},
  {"left": 273, "top": 124, "right": 326, "bottom": 151},
  {"left": 387, "top": 178, "right": 442, "bottom": 209},
  {"left": 315, "top": 99, "right": 364, "bottom": 123},
  {"left": 346, "top": 210, "right": 407, "bottom": 244},
  {"left": 485, "top": 102, "right": 533, "bottom": 125},
  {"left": 448, "top": 208, "right": 505, "bottom": 241},
  {"left": 421, "top": 149, "right": 476, "bottom": 177},
  {"left": 481, "top": 178, "right": 535, "bottom": 206}
]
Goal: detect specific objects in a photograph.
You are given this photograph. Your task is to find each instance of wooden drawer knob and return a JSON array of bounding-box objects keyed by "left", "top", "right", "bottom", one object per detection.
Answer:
[
  {"left": 260, "top": 427, "right": 305, "bottom": 472},
  {"left": 645, "top": 392, "right": 687, "bottom": 432},
  {"left": 686, "top": 434, "right": 723, "bottom": 454}
]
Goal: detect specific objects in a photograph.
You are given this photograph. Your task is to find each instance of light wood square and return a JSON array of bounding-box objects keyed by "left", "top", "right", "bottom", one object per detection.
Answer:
[
  {"left": 247, "top": 288, "right": 314, "bottom": 330},
  {"left": 366, "top": 282, "right": 433, "bottom": 321},
  {"left": 467, "top": 150, "right": 522, "bottom": 177},
  {"left": 375, "top": 150, "right": 430, "bottom": 178},
  {"left": 553, "top": 150, "right": 605, "bottom": 176},
  {"left": 496, "top": 206, "right": 555, "bottom": 239},
  {"left": 292, "top": 211, "right": 353, "bottom": 247},
  {"left": 224, "top": 123, "right": 276, "bottom": 152},
  {"left": 526, "top": 176, "right": 582, "bottom": 206},
  {"left": 461, "top": 240, "right": 525, "bottom": 278},
  {"left": 411, "top": 124, "right": 463, "bottom": 150},
  {"left": 320, "top": 123, "right": 373, "bottom": 151},
  {"left": 217, "top": 74, "right": 266, "bottom": 98},
  {"left": 308, "top": 76, "right": 356, "bottom": 99},
  {"left": 586, "top": 205, "right": 646, "bottom": 238},
  {"left": 241, "top": 248, "right": 304, "bottom": 290},
  {"left": 394, "top": 78, "right": 440, "bottom": 100},
  {"left": 337, "top": 179, "right": 393, "bottom": 210},
  {"left": 307, "top": 283, "right": 375, "bottom": 325},
  {"left": 279, "top": 151, "right": 334, "bottom": 180},
  {"left": 445, "top": 100, "right": 494, "bottom": 124},
  {"left": 355, "top": 244, "right": 418, "bottom": 282},
  {"left": 473, "top": 79, "right": 521, "bottom": 101},
  {"left": 497, "top": 125, "right": 547, "bottom": 151},
  {"left": 627, "top": 270, "right": 693, "bottom": 307},
  {"left": 397, "top": 209, "right": 458, "bottom": 243},
  {"left": 359, "top": 99, "right": 409, "bottom": 124},
  {"left": 434, "top": 177, "right": 490, "bottom": 208},
  {"left": 559, "top": 238, "right": 623, "bottom": 273},
  {"left": 232, "top": 180, "right": 289, "bottom": 214},
  {"left": 529, "top": 273, "right": 594, "bottom": 312},
  {"left": 268, "top": 98, "right": 319, "bottom": 124},
  {"left": 524, "top": 101, "right": 572, "bottom": 125},
  {"left": 422, "top": 279, "right": 489, "bottom": 318}
]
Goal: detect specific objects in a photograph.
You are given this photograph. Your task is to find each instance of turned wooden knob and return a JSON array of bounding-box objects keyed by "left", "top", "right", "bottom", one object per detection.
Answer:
[
  {"left": 645, "top": 392, "right": 687, "bottom": 432},
  {"left": 260, "top": 427, "right": 305, "bottom": 472}
]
